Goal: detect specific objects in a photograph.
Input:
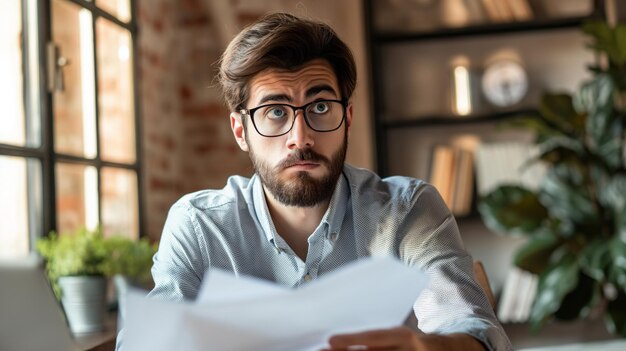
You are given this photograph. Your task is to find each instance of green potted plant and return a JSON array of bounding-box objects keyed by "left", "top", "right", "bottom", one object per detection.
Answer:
[
  {"left": 478, "top": 21, "right": 626, "bottom": 336},
  {"left": 36, "top": 227, "right": 110, "bottom": 334}
]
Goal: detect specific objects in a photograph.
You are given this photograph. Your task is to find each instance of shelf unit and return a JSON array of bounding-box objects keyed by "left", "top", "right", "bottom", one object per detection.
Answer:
[
  {"left": 364, "top": 0, "right": 605, "bottom": 177},
  {"left": 363, "top": 0, "right": 607, "bottom": 318}
]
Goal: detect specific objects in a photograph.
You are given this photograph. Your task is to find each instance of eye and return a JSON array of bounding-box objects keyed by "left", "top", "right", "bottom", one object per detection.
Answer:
[
  {"left": 264, "top": 106, "right": 288, "bottom": 120},
  {"left": 310, "top": 101, "right": 330, "bottom": 114}
]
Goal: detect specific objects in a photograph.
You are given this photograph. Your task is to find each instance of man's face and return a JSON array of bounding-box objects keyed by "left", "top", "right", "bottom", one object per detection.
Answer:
[{"left": 231, "top": 59, "right": 352, "bottom": 207}]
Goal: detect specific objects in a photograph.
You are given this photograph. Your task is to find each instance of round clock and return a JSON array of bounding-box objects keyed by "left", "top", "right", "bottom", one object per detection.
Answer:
[{"left": 481, "top": 59, "right": 528, "bottom": 107}]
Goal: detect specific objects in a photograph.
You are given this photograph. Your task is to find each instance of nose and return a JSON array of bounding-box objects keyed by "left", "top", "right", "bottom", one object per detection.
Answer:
[{"left": 286, "top": 110, "right": 314, "bottom": 149}]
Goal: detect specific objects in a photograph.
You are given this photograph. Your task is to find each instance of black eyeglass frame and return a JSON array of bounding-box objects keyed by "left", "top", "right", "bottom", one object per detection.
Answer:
[{"left": 239, "top": 99, "right": 348, "bottom": 137}]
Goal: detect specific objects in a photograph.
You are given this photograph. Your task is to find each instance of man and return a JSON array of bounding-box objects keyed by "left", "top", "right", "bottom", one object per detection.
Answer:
[{"left": 126, "top": 13, "right": 511, "bottom": 351}]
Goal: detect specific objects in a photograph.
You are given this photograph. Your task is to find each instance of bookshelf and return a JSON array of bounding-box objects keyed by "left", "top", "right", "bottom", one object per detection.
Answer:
[{"left": 363, "top": 0, "right": 606, "bottom": 331}]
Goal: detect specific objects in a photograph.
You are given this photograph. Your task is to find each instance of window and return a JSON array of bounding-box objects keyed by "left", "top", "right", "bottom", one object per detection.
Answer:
[{"left": 0, "top": 0, "right": 141, "bottom": 258}]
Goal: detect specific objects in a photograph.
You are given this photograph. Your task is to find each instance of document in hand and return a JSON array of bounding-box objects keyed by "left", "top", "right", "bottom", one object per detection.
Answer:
[{"left": 123, "top": 256, "right": 429, "bottom": 351}]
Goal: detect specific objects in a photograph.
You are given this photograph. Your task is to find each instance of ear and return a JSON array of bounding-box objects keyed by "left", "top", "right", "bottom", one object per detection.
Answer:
[
  {"left": 230, "top": 112, "right": 249, "bottom": 152},
  {"left": 345, "top": 102, "right": 353, "bottom": 138}
]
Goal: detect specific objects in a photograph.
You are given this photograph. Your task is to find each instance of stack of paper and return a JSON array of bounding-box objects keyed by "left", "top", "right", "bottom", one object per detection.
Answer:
[{"left": 123, "top": 257, "right": 429, "bottom": 351}]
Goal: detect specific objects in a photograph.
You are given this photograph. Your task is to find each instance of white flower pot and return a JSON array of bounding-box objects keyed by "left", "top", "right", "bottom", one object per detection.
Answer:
[{"left": 58, "top": 276, "right": 106, "bottom": 334}]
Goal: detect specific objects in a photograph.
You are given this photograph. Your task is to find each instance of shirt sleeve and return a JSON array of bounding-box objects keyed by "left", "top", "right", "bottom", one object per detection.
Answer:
[
  {"left": 399, "top": 183, "right": 513, "bottom": 351},
  {"left": 148, "top": 200, "right": 208, "bottom": 301}
]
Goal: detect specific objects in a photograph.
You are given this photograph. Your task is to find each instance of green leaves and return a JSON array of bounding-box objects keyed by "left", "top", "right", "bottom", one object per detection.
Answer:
[
  {"left": 478, "top": 20, "right": 626, "bottom": 336},
  {"left": 580, "top": 239, "right": 612, "bottom": 281},
  {"left": 529, "top": 254, "right": 579, "bottom": 330},
  {"left": 36, "top": 228, "right": 157, "bottom": 298},
  {"left": 538, "top": 166, "right": 597, "bottom": 231},
  {"left": 583, "top": 21, "right": 626, "bottom": 67},
  {"left": 605, "top": 291, "right": 626, "bottom": 337},
  {"left": 539, "top": 94, "right": 586, "bottom": 136},
  {"left": 478, "top": 185, "right": 548, "bottom": 236},
  {"left": 103, "top": 236, "right": 157, "bottom": 284},
  {"left": 36, "top": 228, "right": 110, "bottom": 298},
  {"left": 514, "top": 233, "right": 560, "bottom": 275},
  {"left": 553, "top": 273, "right": 596, "bottom": 321}
]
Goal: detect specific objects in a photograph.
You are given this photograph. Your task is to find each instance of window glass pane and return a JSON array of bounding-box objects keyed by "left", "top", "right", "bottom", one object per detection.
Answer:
[
  {"left": 97, "top": 18, "right": 136, "bottom": 164},
  {"left": 0, "top": 0, "right": 26, "bottom": 147},
  {"left": 56, "top": 163, "right": 99, "bottom": 235},
  {"left": 101, "top": 167, "right": 138, "bottom": 238},
  {"left": 52, "top": 0, "right": 97, "bottom": 158},
  {"left": 0, "top": 156, "right": 41, "bottom": 258},
  {"left": 96, "top": 0, "right": 131, "bottom": 22},
  {"left": 25, "top": 0, "right": 42, "bottom": 147}
]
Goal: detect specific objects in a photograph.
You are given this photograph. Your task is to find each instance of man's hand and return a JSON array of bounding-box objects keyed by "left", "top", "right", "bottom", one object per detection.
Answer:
[{"left": 320, "top": 326, "right": 487, "bottom": 351}]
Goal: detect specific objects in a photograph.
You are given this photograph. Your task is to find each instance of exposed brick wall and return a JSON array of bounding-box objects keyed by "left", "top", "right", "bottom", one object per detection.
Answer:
[
  {"left": 138, "top": 0, "right": 252, "bottom": 241},
  {"left": 137, "top": 0, "right": 372, "bottom": 241},
  {"left": 138, "top": 0, "right": 187, "bottom": 241}
]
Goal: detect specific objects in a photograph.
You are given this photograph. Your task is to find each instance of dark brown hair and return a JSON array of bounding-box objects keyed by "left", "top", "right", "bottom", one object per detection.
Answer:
[{"left": 218, "top": 13, "right": 357, "bottom": 111}]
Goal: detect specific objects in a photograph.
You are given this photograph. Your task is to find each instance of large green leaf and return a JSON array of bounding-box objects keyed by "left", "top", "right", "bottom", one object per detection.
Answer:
[
  {"left": 536, "top": 136, "right": 587, "bottom": 167},
  {"left": 579, "top": 74, "right": 623, "bottom": 169},
  {"left": 598, "top": 175, "right": 626, "bottom": 213},
  {"left": 615, "top": 25, "right": 626, "bottom": 65},
  {"left": 514, "top": 232, "right": 560, "bottom": 275},
  {"left": 611, "top": 236, "right": 626, "bottom": 291},
  {"left": 529, "top": 253, "right": 579, "bottom": 330},
  {"left": 579, "top": 74, "right": 613, "bottom": 138},
  {"left": 605, "top": 290, "right": 626, "bottom": 337},
  {"left": 580, "top": 239, "right": 612, "bottom": 281},
  {"left": 478, "top": 185, "right": 548, "bottom": 236},
  {"left": 539, "top": 94, "right": 585, "bottom": 135},
  {"left": 539, "top": 166, "right": 597, "bottom": 228},
  {"left": 502, "top": 115, "right": 561, "bottom": 144},
  {"left": 553, "top": 272, "right": 597, "bottom": 321},
  {"left": 583, "top": 21, "right": 626, "bottom": 66}
]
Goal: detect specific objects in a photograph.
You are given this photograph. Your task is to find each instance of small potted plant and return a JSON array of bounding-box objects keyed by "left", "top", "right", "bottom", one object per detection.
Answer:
[{"left": 36, "top": 228, "right": 110, "bottom": 334}]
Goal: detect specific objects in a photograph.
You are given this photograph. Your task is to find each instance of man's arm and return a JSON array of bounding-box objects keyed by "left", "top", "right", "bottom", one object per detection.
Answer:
[{"left": 322, "top": 326, "right": 486, "bottom": 351}]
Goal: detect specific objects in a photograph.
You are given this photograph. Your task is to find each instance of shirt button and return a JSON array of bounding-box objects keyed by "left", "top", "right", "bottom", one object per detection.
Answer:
[
  {"left": 330, "top": 232, "right": 338, "bottom": 241},
  {"left": 303, "top": 274, "right": 312, "bottom": 282}
]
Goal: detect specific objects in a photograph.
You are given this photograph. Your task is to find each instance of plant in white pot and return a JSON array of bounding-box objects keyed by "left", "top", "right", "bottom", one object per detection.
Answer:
[{"left": 36, "top": 228, "right": 111, "bottom": 334}]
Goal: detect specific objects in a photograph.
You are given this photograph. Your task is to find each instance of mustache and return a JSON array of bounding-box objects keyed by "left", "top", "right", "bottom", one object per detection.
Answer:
[{"left": 278, "top": 148, "right": 329, "bottom": 169}]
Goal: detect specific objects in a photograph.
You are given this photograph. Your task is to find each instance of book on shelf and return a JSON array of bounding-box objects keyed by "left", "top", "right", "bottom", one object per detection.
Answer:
[
  {"left": 479, "top": 0, "right": 500, "bottom": 21},
  {"left": 506, "top": 0, "right": 534, "bottom": 20},
  {"left": 463, "top": 0, "right": 487, "bottom": 23},
  {"left": 492, "top": 0, "right": 514, "bottom": 21},
  {"left": 429, "top": 145, "right": 474, "bottom": 216},
  {"left": 474, "top": 141, "right": 546, "bottom": 196},
  {"left": 497, "top": 266, "right": 537, "bottom": 323}
]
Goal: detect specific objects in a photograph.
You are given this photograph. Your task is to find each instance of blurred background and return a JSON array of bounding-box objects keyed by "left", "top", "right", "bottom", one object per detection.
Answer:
[{"left": 1, "top": 0, "right": 626, "bottom": 350}]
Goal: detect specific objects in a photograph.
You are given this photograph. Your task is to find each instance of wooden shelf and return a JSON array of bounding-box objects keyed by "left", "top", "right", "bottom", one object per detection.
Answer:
[
  {"left": 382, "top": 109, "right": 538, "bottom": 129},
  {"left": 374, "top": 16, "right": 593, "bottom": 43},
  {"left": 503, "top": 319, "right": 617, "bottom": 350}
]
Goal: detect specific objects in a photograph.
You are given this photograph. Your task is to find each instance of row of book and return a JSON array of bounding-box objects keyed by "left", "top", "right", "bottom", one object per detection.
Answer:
[
  {"left": 497, "top": 267, "right": 538, "bottom": 323},
  {"left": 477, "top": 0, "right": 534, "bottom": 22},
  {"left": 440, "top": 0, "right": 535, "bottom": 28},
  {"left": 428, "top": 140, "right": 545, "bottom": 215},
  {"left": 429, "top": 145, "right": 475, "bottom": 216}
]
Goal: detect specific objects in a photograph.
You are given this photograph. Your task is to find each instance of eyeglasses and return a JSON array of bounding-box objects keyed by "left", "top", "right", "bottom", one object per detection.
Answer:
[{"left": 240, "top": 99, "right": 347, "bottom": 137}]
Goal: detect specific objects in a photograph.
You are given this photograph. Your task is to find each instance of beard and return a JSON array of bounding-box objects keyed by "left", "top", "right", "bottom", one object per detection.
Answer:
[{"left": 248, "top": 131, "right": 348, "bottom": 207}]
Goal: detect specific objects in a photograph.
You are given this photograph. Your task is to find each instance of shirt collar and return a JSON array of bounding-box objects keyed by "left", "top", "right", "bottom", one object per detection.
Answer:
[{"left": 251, "top": 170, "right": 350, "bottom": 248}]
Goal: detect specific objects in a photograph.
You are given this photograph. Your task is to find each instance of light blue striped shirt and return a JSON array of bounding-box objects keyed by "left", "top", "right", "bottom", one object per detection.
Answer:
[{"left": 125, "top": 164, "right": 511, "bottom": 350}]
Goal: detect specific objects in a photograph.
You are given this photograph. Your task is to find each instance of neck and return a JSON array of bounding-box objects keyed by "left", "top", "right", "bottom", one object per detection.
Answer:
[{"left": 263, "top": 186, "right": 330, "bottom": 261}]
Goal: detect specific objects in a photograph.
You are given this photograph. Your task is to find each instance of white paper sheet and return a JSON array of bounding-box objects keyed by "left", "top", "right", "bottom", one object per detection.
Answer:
[{"left": 123, "top": 256, "right": 429, "bottom": 351}]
